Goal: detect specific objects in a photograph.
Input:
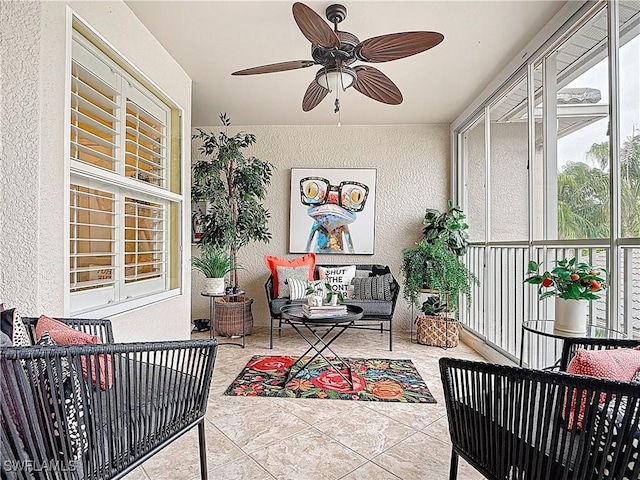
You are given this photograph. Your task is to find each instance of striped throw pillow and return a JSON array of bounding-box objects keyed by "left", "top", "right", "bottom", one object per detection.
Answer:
[{"left": 287, "top": 278, "right": 309, "bottom": 300}]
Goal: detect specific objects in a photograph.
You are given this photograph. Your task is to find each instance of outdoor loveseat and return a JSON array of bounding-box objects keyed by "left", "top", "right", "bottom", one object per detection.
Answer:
[
  {"left": 1, "top": 316, "right": 218, "bottom": 480},
  {"left": 265, "top": 263, "right": 400, "bottom": 350},
  {"left": 440, "top": 338, "right": 640, "bottom": 480}
]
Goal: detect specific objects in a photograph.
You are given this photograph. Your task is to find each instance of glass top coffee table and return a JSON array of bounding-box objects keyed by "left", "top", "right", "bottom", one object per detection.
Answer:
[
  {"left": 280, "top": 304, "right": 363, "bottom": 389},
  {"left": 519, "top": 320, "right": 628, "bottom": 369}
]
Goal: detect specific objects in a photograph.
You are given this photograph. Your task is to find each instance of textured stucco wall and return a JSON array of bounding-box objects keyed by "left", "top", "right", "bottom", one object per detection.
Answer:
[
  {"left": 191, "top": 124, "right": 451, "bottom": 331},
  {"left": 1, "top": 1, "right": 193, "bottom": 342},
  {"left": 1, "top": 1, "right": 41, "bottom": 311},
  {"left": 490, "top": 122, "right": 529, "bottom": 241},
  {"left": 462, "top": 121, "right": 529, "bottom": 243}
]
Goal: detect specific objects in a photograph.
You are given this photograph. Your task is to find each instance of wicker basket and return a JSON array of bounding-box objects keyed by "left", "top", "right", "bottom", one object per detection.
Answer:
[
  {"left": 416, "top": 314, "right": 459, "bottom": 348},
  {"left": 214, "top": 297, "right": 254, "bottom": 337}
]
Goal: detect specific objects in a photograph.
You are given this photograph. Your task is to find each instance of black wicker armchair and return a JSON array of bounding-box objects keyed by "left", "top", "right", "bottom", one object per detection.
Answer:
[
  {"left": 1, "top": 317, "right": 218, "bottom": 480},
  {"left": 439, "top": 357, "right": 639, "bottom": 480}
]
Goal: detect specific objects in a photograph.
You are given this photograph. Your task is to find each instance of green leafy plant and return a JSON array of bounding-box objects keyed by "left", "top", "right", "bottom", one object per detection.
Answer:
[
  {"left": 402, "top": 237, "right": 477, "bottom": 309},
  {"left": 422, "top": 199, "right": 470, "bottom": 257},
  {"left": 324, "top": 283, "right": 345, "bottom": 304},
  {"left": 304, "top": 282, "right": 345, "bottom": 304},
  {"left": 420, "top": 296, "right": 448, "bottom": 316},
  {"left": 192, "top": 245, "right": 233, "bottom": 278},
  {"left": 192, "top": 113, "right": 274, "bottom": 289},
  {"left": 524, "top": 257, "right": 607, "bottom": 300}
]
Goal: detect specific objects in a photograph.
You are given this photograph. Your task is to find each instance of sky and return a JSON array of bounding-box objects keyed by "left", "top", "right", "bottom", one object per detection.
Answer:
[{"left": 558, "top": 35, "right": 640, "bottom": 169}]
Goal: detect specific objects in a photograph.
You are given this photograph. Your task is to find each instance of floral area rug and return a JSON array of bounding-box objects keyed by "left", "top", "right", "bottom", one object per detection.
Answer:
[{"left": 224, "top": 355, "right": 436, "bottom": 403}]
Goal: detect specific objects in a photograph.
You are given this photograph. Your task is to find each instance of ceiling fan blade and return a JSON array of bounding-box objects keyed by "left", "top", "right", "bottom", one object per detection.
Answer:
[
  {"left": 357, "top": 31, "right": 444, "bottom": 63},
  {"left": 302, "top": 80, "right": 329, "bottom": 112},
  {"left": 353, "top": 66, "right": 403, "bottom": 105},
  {"left": 292, "top": 2, "right": 340, "bottom": 48},
  {"left": 232, "top": 60, "right": 316, "bottom": 76}
]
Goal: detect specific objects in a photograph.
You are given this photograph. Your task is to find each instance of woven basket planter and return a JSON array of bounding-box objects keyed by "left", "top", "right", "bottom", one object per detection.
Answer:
[
  {"left": 416, "top": 314, "right": 459, "bottom": 348},
  {"left": 215, "top": 297, "right": 254, "bottom": 337}
]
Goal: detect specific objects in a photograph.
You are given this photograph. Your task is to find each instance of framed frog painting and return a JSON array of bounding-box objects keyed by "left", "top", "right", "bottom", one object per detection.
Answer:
[{"left": 289, "top": 168, "right": 377, "bottom": 254}]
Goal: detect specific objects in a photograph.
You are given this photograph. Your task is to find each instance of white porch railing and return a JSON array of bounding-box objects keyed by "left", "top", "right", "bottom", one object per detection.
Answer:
[{"left": 460, "top": 241, "right": 640, "bottom": 369}]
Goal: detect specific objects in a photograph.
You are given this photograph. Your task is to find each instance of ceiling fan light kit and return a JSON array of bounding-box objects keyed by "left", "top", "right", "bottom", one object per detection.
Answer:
[{"left": 231, "top": 2, "right": 444, "bottom": 118}]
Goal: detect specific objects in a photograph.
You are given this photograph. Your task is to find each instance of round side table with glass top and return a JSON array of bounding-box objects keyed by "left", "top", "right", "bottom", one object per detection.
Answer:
[
  {"left": 201, "top": 290, "right": 246, "bottom": 347},
  {"left": 519, "top": 320, "right": 627, "bottom": 369}
]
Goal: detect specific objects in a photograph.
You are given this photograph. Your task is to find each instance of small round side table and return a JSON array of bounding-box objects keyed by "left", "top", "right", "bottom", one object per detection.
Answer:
[{"left": 201, "top": 290, "right": 246, "bottom": 348}]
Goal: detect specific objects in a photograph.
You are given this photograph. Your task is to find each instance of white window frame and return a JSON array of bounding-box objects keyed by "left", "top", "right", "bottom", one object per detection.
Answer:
[{"left": 67, "top": 24, "right": 182, "bottom": 318}]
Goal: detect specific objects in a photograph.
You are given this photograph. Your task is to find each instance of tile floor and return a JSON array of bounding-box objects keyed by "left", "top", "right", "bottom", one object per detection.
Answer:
[{"left": 124, "top": 326, "right": 487, "bottom": 480}]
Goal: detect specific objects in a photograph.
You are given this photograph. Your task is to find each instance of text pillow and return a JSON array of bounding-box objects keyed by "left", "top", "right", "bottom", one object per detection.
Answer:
[
  {"left": 276, "top": 265, "right": 311, "bottom": 298},
  {"left": 265, "top": 253, "right": 316, "bottom": 297},
  {"left": 36, "top": 315, "right": 113, "bottom": 390},
  {"left": 319, "top": 265, "right": 356, "bottom": 299}
]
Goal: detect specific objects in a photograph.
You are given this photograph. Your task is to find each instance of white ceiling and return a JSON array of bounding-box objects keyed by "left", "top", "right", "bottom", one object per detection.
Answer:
[{"left": 125, "top": 0, "right": 567, "bottom": 126}]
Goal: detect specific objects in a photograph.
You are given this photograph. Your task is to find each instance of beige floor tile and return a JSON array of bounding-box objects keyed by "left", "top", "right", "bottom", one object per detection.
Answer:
[
  {"left": 315, "top": 406, "right": 417, "bottom": 458},
  {"left": 211, "top": 401, "right": 312, "bottom": 453},
  {"left": 250, "top": 427, "right": 367, "bottom": 480},
  {"left": 207, "top": 455, "right": 275, "bottom": 480},
  {"left": 422, "top": 415, "right": 451, "bottom": 445},
  {"left": 271, "top": 396, "right": 363, "bottom": 425},
  {"left": 340, "top": 461, "right": 401, "bottom": 479},
  {"left": 141, "top": 420, "right": 245, "bottom": 479},
  {"left": 372, "top": 432, "right": 482, "bottom": 480},
  {"left": 121, "top": 466, "right": 150, "bottom": 480},
  {"left": 361, "top": 401, "right": 446, "bottom": 431}
]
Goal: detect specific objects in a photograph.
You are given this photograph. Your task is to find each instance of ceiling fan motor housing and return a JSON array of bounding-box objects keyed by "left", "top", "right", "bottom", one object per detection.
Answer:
[{"left": 311, "top": 30, "right": 360, "bottom": 67}]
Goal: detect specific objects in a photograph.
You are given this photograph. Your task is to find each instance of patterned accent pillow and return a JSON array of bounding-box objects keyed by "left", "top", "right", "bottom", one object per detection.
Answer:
[
  {"left": 276, "top": 265, "right": 312, "bottom": 299},
  {"left": 287, "top": 278, "right": 309, "bottom": 301},
  {"left": 352, "top": 274, "right": 393, "bottom": 300},
  {"left": 319, "top": 265, "right": 356, "bottom": 300},
  {"left": 591, "top": 396, "right": 639, "bottom": 479},
  {"left": 36, "top": 315, "right": 113, "bottom": 390},
  {"left": 0, "top": 308, "right": 32, "bottom": 346},
  {"left": 565, "top": 347, "right": 640, "bottom": 428},
  {"left": 308, "top": 280, "right": 328, "bottom": 299},
  {"left": 32, "top": 332, "right": 89, "bottom": 460}
]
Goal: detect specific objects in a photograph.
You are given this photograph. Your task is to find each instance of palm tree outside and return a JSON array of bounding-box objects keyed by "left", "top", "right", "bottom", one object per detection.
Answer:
[{"left": 558, "top": 132, "right": 640, "bottom": 239}]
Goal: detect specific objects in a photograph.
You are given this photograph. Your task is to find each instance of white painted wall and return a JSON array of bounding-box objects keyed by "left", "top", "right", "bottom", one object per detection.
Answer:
[
  {"left": 1, "top": 1, "right": 192, "bottom": 342},
  {"left": 191, "top": 124, "right": 451, "bottom": 332}
]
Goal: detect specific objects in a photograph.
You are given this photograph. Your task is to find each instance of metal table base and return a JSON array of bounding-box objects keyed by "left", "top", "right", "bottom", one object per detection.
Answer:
[{"left": 283, "top": 318, "right": 355, "bottom": 387}]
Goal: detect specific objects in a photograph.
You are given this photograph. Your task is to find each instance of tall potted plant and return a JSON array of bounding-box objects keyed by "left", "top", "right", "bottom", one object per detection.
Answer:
[
  {"left": 192, "top": 113, "right": 274, "bottom": 335},
  {"left": 402, "top": 201, "right": 477, "bottom": 347},
  {"left": 402, "top": 200, "right": 475, "bottom": 310}
]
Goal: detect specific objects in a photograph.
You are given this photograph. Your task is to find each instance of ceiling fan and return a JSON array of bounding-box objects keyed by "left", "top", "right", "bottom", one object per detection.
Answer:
[{"left": 232, "top": 2, "right": 444, "bottom": 114}]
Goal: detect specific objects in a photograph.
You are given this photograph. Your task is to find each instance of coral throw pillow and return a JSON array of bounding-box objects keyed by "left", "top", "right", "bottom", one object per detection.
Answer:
[
  {"left": 564, "top": 346, "right": 640, "bottom": 428},
  {"left": 36, "top": 315, "right": 113, "bottom": 390},
  {"left": 265, "top": 253, "right": 316, "bottom": 297}
]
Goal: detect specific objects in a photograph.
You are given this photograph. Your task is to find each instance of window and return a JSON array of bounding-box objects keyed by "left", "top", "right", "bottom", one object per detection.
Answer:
[{"left": 69, "top": 30, "right": 180, "bottom": 316}]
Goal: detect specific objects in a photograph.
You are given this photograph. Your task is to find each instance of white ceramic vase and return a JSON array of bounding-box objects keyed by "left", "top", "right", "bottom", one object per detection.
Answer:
[
  {"left": 204, "top": 277, "right": 225, "bottom": 295},
  {"left": 554, "top": 298, "right": 588, "bottom": 334}
]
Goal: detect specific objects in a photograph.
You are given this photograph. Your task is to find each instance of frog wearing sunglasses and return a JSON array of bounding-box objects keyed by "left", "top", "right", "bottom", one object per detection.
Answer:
[{"left": 299, "top": 177, "right": 369, "bottom": 253}]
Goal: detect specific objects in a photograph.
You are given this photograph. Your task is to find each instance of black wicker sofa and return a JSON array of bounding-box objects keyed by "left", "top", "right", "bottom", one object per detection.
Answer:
[
  {"left": 439, "top": 338, "right": 640, "bottom": 480},
  {"left": 265, "top": 264, "right": 400, "bottom": 350},
  {"left": 1, "top": 316, "right": 218, "bottom": 480}
]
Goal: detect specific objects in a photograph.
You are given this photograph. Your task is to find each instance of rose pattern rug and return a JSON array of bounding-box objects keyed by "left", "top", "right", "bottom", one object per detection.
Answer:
[{"left": 224, "top": 355, "right": 436, "bottom": 402}]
